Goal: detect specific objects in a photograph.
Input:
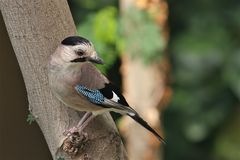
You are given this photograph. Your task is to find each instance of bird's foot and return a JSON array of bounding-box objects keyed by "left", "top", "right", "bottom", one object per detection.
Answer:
[
  {"left": 62, "top": 131, "right": 88, "bottom": 157},
  {"left": 63, "top": 126, "right": 88, "bottom": 146},
  {"left": 63, "top": 126, "right": 79, "bottom": 137}
]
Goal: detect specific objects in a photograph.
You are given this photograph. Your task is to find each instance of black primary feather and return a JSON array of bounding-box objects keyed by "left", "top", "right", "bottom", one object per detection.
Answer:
[
  {"left": 99, "top": 83, "right": 166, "bottom": 143},
  {"left": 61, "top": 36, "right": 91, "bottom": 46},
  {"left": 128, "top": 113, "right": 166, "bottom": 144}
]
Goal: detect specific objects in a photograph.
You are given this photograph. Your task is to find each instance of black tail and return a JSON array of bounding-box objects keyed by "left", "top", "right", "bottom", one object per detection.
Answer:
[{"left": 128, "top": 113, "right": 166, "bottom": 144}]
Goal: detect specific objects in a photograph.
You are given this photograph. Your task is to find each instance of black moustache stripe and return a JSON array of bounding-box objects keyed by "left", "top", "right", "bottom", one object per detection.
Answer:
[{"left": 71, "top": 57, "right": 87, "bottom": 63}]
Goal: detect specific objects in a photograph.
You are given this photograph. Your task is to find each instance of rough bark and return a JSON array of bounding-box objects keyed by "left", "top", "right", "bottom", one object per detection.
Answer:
[
  {"left": 0, "top": 0, "right": 127, "bottom": 159},
  {"left": 0, "top": 13, "right": 52, "bottom": 160},
  {"left": 119, "top": 0, "right": 170, "bottom": 160}
]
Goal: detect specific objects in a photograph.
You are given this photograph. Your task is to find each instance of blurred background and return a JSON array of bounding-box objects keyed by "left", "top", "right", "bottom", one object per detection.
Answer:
[
  {"left": 68, "top": 0, "right": 240, "bottom": 159},
  {"left": 1, "top": 0, "right": 240, "bottom": 160}
]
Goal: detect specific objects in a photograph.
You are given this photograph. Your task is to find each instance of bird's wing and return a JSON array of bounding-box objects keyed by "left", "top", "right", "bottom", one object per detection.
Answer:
[
  {"left": 75, "top": 83, "right": 166, "bottom": 144},
  {"left": 75, "top": 83, "right": 135, "bottom": 114}
]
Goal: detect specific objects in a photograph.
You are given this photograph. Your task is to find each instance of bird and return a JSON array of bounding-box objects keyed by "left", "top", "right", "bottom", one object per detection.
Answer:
[{"left": 48, "top": 36, "right": 165, "bottom": 144}]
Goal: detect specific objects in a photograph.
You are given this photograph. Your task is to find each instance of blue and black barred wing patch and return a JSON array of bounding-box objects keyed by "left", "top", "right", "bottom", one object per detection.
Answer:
[
  {"left": 75, "top": 85, "right": 104, "bottom": 105},
  {"left": 75, "top": 84, "right": 135, "bottom": 113}
]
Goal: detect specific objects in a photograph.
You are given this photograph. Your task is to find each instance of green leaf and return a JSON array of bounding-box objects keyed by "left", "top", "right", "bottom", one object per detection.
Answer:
[{"left": 26, "top": 113, "right": 36, "bottom": 125}]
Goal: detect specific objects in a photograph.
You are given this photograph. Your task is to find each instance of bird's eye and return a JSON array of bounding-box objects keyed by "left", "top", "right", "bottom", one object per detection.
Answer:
[{"left": 77, "top": 50, "right": 84, "bottom": 56}]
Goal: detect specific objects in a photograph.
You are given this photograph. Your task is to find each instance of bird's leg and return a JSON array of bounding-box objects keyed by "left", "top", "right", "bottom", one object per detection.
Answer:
[
  {"left": 64, "top": 112, "right": 93, "bottom": 136},
  {"left": 77, "top": 112, "right": 93, "bottom": 128},
  {"left": 62, "top": 113, "right": 95, "bottom": 156},
  {"left": 77, "top": 113, "right": 95, "bottom": 133}
]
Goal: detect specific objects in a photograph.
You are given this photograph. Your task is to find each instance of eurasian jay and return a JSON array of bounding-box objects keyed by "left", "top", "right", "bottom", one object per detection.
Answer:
[{"left": 48, "top": 36, "right": 165, "bottom": 144}]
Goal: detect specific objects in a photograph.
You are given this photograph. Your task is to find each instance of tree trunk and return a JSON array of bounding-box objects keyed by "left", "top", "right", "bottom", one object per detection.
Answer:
[
  {"left": 120, "top": 0, "right": 170, "bottom": 160},
  {"left": 0, "top": 1, "right": 127, "bottom": 159},
  {"left": 0, "top": 13, "right": 52, "bottom": 160}
]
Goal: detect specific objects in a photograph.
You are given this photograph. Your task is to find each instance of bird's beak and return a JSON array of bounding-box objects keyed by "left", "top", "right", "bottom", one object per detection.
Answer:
[{"left": 88, "top": 54, "right": 104, "bottom": 64}]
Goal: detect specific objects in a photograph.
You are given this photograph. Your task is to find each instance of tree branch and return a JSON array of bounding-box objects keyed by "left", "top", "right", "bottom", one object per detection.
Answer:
[{"left": 0, "top": 0, "right": 127, "bottom": 159}]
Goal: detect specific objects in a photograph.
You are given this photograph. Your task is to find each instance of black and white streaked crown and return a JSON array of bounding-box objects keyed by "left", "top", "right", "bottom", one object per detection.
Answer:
[{"left": 61, "top": 36, "right": 91, "bottom": 46}]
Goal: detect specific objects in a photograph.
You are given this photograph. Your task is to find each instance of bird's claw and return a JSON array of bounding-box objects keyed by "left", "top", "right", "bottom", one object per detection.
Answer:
[
  {"left": 63, "top": 127, "right": 79, "bottom": 137},
  {"left": 62, "top": 130, "right": 88, "bottom": 157}
]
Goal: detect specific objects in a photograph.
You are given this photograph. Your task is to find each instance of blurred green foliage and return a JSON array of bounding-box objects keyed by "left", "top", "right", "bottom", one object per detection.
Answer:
[
  {"left": 214, "top": 112, "right": 240, "bottom": 160},
  {"left": 77, "top": 6, "right": 119, "bottom": 73},
  {"left": 121, "top": 7, "right": 165, "bottom": 64},
  {"left": 164, "top": 0, "right": 240, "bottom": 160}
]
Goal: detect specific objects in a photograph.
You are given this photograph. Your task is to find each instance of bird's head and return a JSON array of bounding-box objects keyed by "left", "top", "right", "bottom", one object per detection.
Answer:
[{"left": 51, "top": 36, "right": 104, "bottom": 66}]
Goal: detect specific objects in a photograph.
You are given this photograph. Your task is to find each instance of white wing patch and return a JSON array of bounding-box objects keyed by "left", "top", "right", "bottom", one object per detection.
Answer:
[
  {"left": 128, "top": 112, "right": 136, "bottom": 116},
  {"left": 111, "top": 91, "right": 120, "bottom": 102}
]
